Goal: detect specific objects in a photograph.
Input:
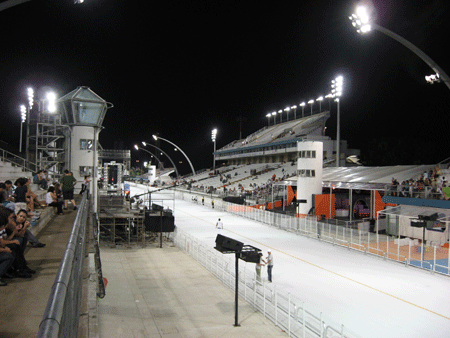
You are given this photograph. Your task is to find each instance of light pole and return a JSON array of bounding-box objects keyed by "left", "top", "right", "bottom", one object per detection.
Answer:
[
  {"left": 299, "top": 102, "right": 305, "bottom": 118},
  {"left": 316, "top": 96, "right": 323, "bottom": 113},
  {"left": 277, "top": 110, "right": 283, "bottom": 123},
  {"left": 141, "top": 142, "right": 180, "bottom": 177},
  {"left": 211, "top": 128, "right": 217, "bottom": 171},
  {"left": 19, "top": 105, "right": 26, "bottom": 153},
  {"left": 284, "top": 107, "right": 290, "bottom": 121},
  {"left": 152, "top": 135, "right": 196, "bottom": 176},
  {"left": 266, "top": 113, "right": 271, "bottom": 126},
  {"left": 291, "top": 105, "right": 297, "bottom": 119},
  {"left": 331, "top": 76, "right": 343, "bottom": 167},
  {"left": 349, "top": 6, "right": 450, "bottom": 91},
  {"left": 25, "top": 87, "right": 34, "bottom": 164},
  {"left": 134, "top": 145, "right": 170, "bottom": 183},
  {"left": 272, "top": 111, "right": 277, "bottom": 124},
  {"left": 308, "top": 100, "right": 314, "bottom": 115}
]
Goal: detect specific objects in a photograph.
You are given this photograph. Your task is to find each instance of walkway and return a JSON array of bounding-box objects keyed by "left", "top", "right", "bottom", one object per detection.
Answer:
[
  {"left": 0, "top": 206, "right": 79, "bottom": 338},
  {"left": 98, "top": 242, "right": 287, "bottom": 337}
]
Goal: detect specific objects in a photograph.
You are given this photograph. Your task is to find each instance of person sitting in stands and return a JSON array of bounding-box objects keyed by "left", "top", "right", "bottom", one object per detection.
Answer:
[
  {"left": 0, "top": 207, "right": 34, "bottom": 278},
  {"left": 24, "top": 178, "right": 45, "bottom": 223},
  {"left": 0, "top": 213, "right": 15, "bottom": 286},
  {"left": 38, "top": 170, "right": 48, "bottom": 190},
  {"left": 13, "top": 178, "right": 28, "bottom": 216},
  {"left": 45, "top": 187, "right": 64, "bottom": 215},
  {"left": 15, "top": 209, "right": 45, "bottom": 248}
]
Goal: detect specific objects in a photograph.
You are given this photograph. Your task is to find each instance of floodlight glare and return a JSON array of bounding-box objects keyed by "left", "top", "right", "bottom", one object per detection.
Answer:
[
  {"left": 152, "top": 135, "right": 158, "bottom": 141},
  {"left": 27, "top": 87, "right": 34, "bottom": 109},
  {"left": 349, "top": 6, "right": 371, "bottom": 34},
  {"left": 46, "top": 92, "right": 57, "bottom": 113},
  {"left": 134, "top": 144, "right": 139, "bottom": 150}
]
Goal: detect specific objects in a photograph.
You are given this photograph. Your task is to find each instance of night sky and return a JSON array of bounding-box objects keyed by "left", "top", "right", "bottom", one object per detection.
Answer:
[{"left": 1, "top": 0, "right": 449, "bottom": 175}]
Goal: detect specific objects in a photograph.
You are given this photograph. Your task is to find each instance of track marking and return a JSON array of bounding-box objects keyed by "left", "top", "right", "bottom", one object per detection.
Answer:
[{"left": 176, "top": 207, "right": 450, "bottom": 321}]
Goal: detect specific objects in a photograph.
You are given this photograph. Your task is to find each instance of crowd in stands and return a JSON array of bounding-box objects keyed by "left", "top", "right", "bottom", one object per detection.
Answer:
[
  {"left": 0, "top": 170, "right": 83, "bottom": 286},
  {"left": 388, "top": 165, "right": 449, "bottom": 199}
]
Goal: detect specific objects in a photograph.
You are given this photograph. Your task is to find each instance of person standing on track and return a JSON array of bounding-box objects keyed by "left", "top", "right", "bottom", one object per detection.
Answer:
[
  {"left": 266, "top": 249, "right": 274, "bottom": 282},
  {"left": 215, "top": 218, "right": 223, "bottom": 233}
]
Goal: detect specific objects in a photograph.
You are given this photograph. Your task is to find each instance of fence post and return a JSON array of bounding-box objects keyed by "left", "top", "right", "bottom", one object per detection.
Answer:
[
  {"left": 274, "top": 285, "right": 278, "bottom": 326},
  {"left": 302, "top": 302, "right": 305, "bottom": 338},
  {"left": 288, "top": 293, "right": 291, "bottom": 337}
]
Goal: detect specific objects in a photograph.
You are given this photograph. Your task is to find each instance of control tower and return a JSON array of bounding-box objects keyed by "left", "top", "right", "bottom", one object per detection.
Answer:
[{"left": 57, "top": 86, "right": 113, "bottom": 209}]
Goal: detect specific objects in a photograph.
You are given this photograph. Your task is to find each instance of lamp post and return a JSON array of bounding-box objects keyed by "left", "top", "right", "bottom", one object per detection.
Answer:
[
  {"left": 284, "top": 107, "right": 290, "bottom": 121},
  {"left": 331, "top": 76, "right": 343, "bottom": 167},
  {"left": 19, "top": 105, "right": 26, "bottom": 153},
  {"left": 141, "top": 142, "right": 180, "bottom": 177},
  {"left": 308, "top": 100, "right": 314, "bottom": 115},
  {"left": 291, "top": 105, "right": 297, "bottom": 119},
  {"left": 152, "top": 135, "right": 196, "bottom": 176},
  {"left": 266, "top": 113, "right": 271, "bottom": 126},
  {"left": 316, "top": 96, "right": 323, "bottom": 113},
  {"left": 211, "top": 128, "right": 217, "bottom": 171},
  {"left": 25, "top": 87, "right": 34, "bottom": 164},
  {"left": 277, "top": 110, "right": 283, "bottom": 123},
  {"left": 349, "top": 6, "right": 450, "bottom": 91},
  {"left": 299, "top": 102, "right": 305, "bottom": 118},
  {"left": 272, "top": 111, "right": 277, "bottom": 124},
  {"left": 134, "top": 145, "right": 169, "bottom": 183}
]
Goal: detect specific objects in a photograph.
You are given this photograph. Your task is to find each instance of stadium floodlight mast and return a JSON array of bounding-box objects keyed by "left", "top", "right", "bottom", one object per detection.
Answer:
[
  {"left": 316, "top": 96, "right": 323, "bottom": 113},
  {"left": 152, "top": 135, "right": 196, "bottom": 176},
  {"left": 141, "top": 141, "right": 180, "bottom": 177},
  {"left": 349, "top": 5, "right": 450, "bottom": 91},
  {"left": 299, "top": 102, "right": 306, "bottom": 118},
  {"left": 134, "top": 145, "right": 168, "bottom": 179},
  {"left": 211, "top": 128, "right": 217, "bottom": 171},
  {"left": 307, "top": 100, "right": 314, "bottom": 115},
  {"left": 284, "top": 107, "right": 291, "bottom": 121},
  {"left": 271, "top": 111, "right": 277, "bottom": 124},
  {"left": 331, "top": 75, "right": 344, "bottom": 167},
  {"left": 266, "top": 113, "right": 271, "bottom": 126},
  {"left": 19, "top": 105, "right": 26, "bottom": 153},
  {"left": 277, "top": 110, "right": 283, "bottom": 123},
  {"left": 291, "top": 105, "right": 297, "bottom": 119}
]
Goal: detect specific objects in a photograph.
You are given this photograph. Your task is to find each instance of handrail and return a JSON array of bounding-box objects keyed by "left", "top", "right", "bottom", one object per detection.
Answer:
[
  {"left": 37, "top": 193, "right": 89, "bottom": 337},
  {"left": 0, "top": 147, "right": 39, "bottom": 173}
]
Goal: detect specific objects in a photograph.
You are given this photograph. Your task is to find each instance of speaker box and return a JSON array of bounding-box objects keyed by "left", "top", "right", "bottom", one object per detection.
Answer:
[
  {"left": 215, "top": 234, "right": 243, "bottom": 252},
  {"left": 411, "top": 219, "right": 426, "bottom": 228},
  {"left": 240, "top": 250, "right": 261, "bottom": 263}
]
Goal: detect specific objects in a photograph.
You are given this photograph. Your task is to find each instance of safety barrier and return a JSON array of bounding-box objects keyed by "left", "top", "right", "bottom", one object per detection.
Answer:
[
  {"left": 174, "top": 228, "right": 362, "bottom": 338},
  {"left": 176, "top": 189, "right": 450, "bottom": 277},
  {"left": 37, "top": 193, "right": 90, "bottom": 338}
]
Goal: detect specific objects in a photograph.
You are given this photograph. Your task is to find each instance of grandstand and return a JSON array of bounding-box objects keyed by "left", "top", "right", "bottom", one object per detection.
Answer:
[{"left": 214, "top": 110, "right": 360, "bottom": 166}]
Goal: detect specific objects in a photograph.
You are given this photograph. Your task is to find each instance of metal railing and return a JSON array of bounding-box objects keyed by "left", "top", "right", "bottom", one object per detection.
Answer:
[
  {"left": 176, "top": 190, "right": 450, "bottom": 277},
  {"left": 174, "top": 228, "right": 361, "bottom": 338},
  {"left": 0, "top": 147, "right": 38, "bottom": 174},
  {"left": 37, "top": 193, "right": 90, "bottom": 338}
]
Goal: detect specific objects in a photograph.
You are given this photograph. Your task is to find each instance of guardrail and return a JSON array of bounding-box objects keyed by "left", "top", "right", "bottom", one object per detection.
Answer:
[
  {"left": 176, "top": 190, "right": 450, "bottom": 278},
  {"left": 37, "top": 193, "right": 90, "bottom": 338},
  {"left": 174, "top": 228, "right": 362, "bottom": 338}
]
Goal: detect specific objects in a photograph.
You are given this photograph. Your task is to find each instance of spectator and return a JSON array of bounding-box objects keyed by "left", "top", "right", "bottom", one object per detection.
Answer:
[
  {"left": 0, "top": 212, "right": 15, "bottom": 286},
  {"left": 14, "top": 209, "right": 45, "bottom": 248},
  {"left": 60, "top": 170, "right": 77, "bottom": 210},
  {"left": 38, "top": 170, "right": 48, "bottom": 190},
  {"left": 45, "top": 187, "right": 64, "bottom": 215},
  {"left": 0, "top": 207, "right": 34, "bottom": 278},
  {"left": 13, "top": 178, "right": 28, "bottom": 216}
]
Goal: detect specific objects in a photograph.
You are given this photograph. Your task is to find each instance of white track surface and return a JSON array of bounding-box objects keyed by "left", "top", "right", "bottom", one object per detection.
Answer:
[{"left": 132, "top": 186, "right": 450, "bottom": 338}]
